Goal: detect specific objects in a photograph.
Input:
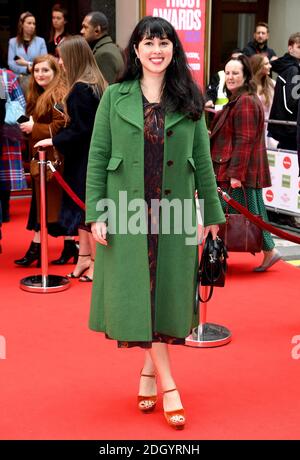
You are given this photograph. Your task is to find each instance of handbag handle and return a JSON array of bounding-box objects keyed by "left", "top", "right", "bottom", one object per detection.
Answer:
[
  {"left": 198, "top": 285, "right": 213, "bottom": 304},
  {"left": 224, "top": 185, "right": 248, "bottom": 214}
]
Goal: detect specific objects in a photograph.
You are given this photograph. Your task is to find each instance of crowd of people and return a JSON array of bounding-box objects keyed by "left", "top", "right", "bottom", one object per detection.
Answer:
[
  {"left": 205, "top": 23, "right": 300, "bottom": 229},
  {"left": 1, "top": 9, "right": 300, "bottom": 430},
  {"left": 0, "top": 5, "right": 124, "bottom": 279}
]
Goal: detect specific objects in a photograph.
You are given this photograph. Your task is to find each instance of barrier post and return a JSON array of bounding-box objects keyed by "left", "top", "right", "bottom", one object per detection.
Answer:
[
  {"left": 20, "top": 148, "right": 70, "bottom": 293},
  {"left": 185, "top": 237, "right": 232, "bottom": 348}
]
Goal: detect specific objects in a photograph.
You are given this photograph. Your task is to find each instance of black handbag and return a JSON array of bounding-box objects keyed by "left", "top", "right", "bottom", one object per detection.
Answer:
[{"left": 196, "top": 232, "right": 228, "bottom": 304}]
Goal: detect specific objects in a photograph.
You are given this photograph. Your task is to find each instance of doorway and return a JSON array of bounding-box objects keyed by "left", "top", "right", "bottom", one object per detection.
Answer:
[{"left": 210, "top": 0, "right": 269, "bottom": 78}]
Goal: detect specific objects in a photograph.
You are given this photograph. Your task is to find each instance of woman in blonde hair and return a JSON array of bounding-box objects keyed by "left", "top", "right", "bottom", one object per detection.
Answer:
[
  {"left": 15, "top": 54, "right": 67, "bottom": 267},
  {"left": 35, "top": 36, "right": 106, "bottom": 282},
  {"left": 250, "top": 54, "right": 277, "bottom": 148}
]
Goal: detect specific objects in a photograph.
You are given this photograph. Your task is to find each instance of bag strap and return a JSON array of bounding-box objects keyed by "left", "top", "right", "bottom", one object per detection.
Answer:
[
  {"left": 225, "top": 185, "right": 248, "bottom": 214},
  {"left": 199, "top": 284, "right": 214, "bottom": 303},
  {"left": 49, "top": 125, "right": 60, "bottom": 162},
  {"left": 1, "top": 70, "right": 11, "bottom": 102},
  {"left": 197, "top": 236, "right": 214, "bottom": 304}
]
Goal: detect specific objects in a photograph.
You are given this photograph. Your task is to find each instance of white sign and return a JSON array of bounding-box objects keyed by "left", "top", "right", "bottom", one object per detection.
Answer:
[{"left": 264, "top": 149, "right": 300, "bottom": 216}]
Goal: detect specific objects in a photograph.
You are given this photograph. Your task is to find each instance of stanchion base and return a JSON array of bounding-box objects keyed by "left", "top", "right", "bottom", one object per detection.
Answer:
[
  {"left": 20, "top": 275, "right": 70, "bottom": 293},
  {"left": 185, "top": 322, "right": 232, "bottom": 348}
]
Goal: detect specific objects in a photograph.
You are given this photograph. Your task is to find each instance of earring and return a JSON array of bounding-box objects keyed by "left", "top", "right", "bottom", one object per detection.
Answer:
[{"left": 135, "top": 56, "right": 140, "bottom": 67}]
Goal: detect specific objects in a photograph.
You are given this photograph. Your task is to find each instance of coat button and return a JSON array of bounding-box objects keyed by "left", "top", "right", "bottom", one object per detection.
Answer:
[
  {"left": 164, "top": 189, "right": 171, "bottom": 195},
  {"left": 167, "top": 130, "right": 173, "bottom": 137},
  {"left": 167, "top": 160, "right": 174, "bottom": 167}
]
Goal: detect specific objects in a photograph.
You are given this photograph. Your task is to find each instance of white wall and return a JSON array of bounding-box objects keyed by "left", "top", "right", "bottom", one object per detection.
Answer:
[
  {"left": 268, "top": 0, "right": 300, "bottom": 57},
  {"left": 116, "top": 0, "right": 140, "bottom": 49}
]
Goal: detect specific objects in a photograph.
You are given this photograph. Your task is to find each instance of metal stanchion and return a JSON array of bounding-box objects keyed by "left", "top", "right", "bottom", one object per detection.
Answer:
[
  {"left": 20, "top": 149, "right": 70, "bottom": 293},
  {"left": 185, "top": 237, "right": 231, "bottom": 348},
  {"left": 185, "top": 285, "right": 232, "bottom": 347}
]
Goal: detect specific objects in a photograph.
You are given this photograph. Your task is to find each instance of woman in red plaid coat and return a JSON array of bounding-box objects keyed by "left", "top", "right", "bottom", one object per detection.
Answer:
[{"left": 210, "top": 54, "right": 281, "bottom": 272}]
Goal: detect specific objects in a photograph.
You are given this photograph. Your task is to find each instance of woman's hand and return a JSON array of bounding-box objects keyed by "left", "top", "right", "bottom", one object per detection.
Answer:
[
  {"left": 91, "top": 222, "right": 108, "bottom": 246},
  {"left": 34, "top": 138, "right": 53, "bottom": 148},
  {"left": 230, "top": 178, "right": 242, "bottom": 189},
  {"left": 20, "top": 116, "right": 34, "bottom": 134},
  {"left": 16, "top": 57, "right": 28, "bottom": 67},
  {"left": 205, "top": 100, "right": 214, "bottom": 108},
  {"left": 203, "top": 224, "right": 219, "bottom": 240}
]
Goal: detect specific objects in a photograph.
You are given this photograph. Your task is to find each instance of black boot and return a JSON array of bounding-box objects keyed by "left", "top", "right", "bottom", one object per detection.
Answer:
[
  {"left": 0, "top": 190, "right": 11, "bottom": 222},
  {"left": 51, "top": 240, "right": 79, "bottom": 265},
  {"left": 14, "top": 241, "right": 41, "bottom": 267}
]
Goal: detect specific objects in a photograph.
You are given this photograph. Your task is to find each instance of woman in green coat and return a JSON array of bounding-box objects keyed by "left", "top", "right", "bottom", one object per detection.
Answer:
[{"left": 86, "top": 16, "right": 225, "bottom": 430}]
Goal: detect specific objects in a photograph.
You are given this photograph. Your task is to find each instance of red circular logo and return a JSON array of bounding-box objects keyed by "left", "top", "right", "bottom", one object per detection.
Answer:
[
  {"left": 265, "top": 190, "right": 274, "bottom": 202},
  {"left": 283, "top": 156, "right": 292, "bottom": 169}
]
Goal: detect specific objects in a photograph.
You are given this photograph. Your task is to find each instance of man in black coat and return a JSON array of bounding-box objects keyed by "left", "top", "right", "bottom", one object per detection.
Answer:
[
  {"left": 81, "top": 11, "right": 124, "bottom": 84},
  {"left": 243, "top": 22, "right": 277, "bottom": 61},
  {"left": 268, "top": 32, "right": 300, "bottom": 151}
]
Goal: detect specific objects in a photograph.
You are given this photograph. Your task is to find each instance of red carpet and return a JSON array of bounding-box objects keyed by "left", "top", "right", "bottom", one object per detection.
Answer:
[{"left": 1, "top": 198, "right": 300, "bottom": 440}]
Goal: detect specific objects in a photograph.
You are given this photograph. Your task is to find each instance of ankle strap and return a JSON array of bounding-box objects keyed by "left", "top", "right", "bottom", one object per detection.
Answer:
[
  {"left": 163, "top": 388, "right": 177, "bottom": 394},
  {"left": 141, "top": 373, "right": 156, "bottom": 378},
  {"left": 78, "top": 254, "right": 91, "bottom": 257}
]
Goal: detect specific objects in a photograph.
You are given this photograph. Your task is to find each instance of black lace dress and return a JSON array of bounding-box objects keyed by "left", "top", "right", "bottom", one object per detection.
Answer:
[{"left": 117, "top": 97, "right": 185, "bottom": 348}]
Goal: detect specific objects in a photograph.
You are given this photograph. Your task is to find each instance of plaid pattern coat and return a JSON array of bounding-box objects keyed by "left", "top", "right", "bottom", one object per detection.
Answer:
[
  {"left": 0, "top": 69, "right": 26, "bottom": 191},
  {"left": 210, "top": 93, "right": 271, "bottom": 188}
]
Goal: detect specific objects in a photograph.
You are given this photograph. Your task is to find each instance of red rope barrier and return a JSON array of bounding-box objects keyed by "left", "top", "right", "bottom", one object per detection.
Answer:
[
  {"left": 218, "top": 187, "right": 300, "bottom": 245},
  {"left": 48, "top": 164, "right": 300, "bottom": 245},
  {"left": 48, "top": 162, "right": 85, "bottom": 211}
]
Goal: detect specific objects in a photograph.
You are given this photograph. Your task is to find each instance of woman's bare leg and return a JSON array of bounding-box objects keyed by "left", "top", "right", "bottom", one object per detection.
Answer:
[
  {"left": 138, "top": 351, "right": 157, "bottom": 396},
  {"left": 69, "top": 229, "right": 91, "bottom": 277},
  {"left": 32, "top": 231, "right": 40, "bottom": 243},
  {"left": 148, "top": 343, "right": 183, "bottom": 412},
  {"left": 82, "top": 233, "right": 96, "bottom": 280}
]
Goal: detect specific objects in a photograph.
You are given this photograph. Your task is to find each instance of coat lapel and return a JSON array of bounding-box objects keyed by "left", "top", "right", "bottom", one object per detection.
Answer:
[
  {"left": 210, "top": 104, "right": 231, "bottom": 139},
  {"left": 165, "top": 111, "right": 186, "bottom": 129},
  {"left": 115, "top": 80, "right": 187, "bottom": 131},
  {"left": 210, "top": 95, "right": 243, "bottom": 139},
  {"left": 115, "top": 80, "right": 144, "bottom": 130}
]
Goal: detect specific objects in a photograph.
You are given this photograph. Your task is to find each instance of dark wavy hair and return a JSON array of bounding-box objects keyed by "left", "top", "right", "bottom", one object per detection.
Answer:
[
  {"left": 225, "top": 54, "right": 256, "bottom": 99},
  {"left": 118, "top": 16, "right": 204, "bottom": 120}
]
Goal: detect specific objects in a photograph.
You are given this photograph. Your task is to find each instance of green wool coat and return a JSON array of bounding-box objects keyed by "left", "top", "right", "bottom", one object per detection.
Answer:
[{"left": 86, "top": 79, "right": 225, "bottom": 342}]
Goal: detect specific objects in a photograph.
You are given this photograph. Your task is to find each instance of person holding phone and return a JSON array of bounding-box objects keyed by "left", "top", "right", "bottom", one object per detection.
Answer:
[{"left": 15, "top": 54, "right": 68, "bottom": 267}]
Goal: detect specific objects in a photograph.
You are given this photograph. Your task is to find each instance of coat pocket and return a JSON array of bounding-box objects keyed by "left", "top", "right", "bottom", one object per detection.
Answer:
[
  {"left": 106, "top": 157, "right": 123, "bottom": 171},
  {"left": 187, "top": 157, "right": 196, "bottom": 171}
]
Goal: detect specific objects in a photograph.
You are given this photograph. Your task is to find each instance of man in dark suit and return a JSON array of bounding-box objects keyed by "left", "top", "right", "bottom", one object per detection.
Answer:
[{"left": 81, "top": 11, "right": 124, "bottom": 84}]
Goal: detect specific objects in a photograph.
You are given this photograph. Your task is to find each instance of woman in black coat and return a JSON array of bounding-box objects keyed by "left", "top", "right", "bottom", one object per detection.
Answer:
[{"left": 35, "top": 36, "right": 106, "bottom": 281}]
